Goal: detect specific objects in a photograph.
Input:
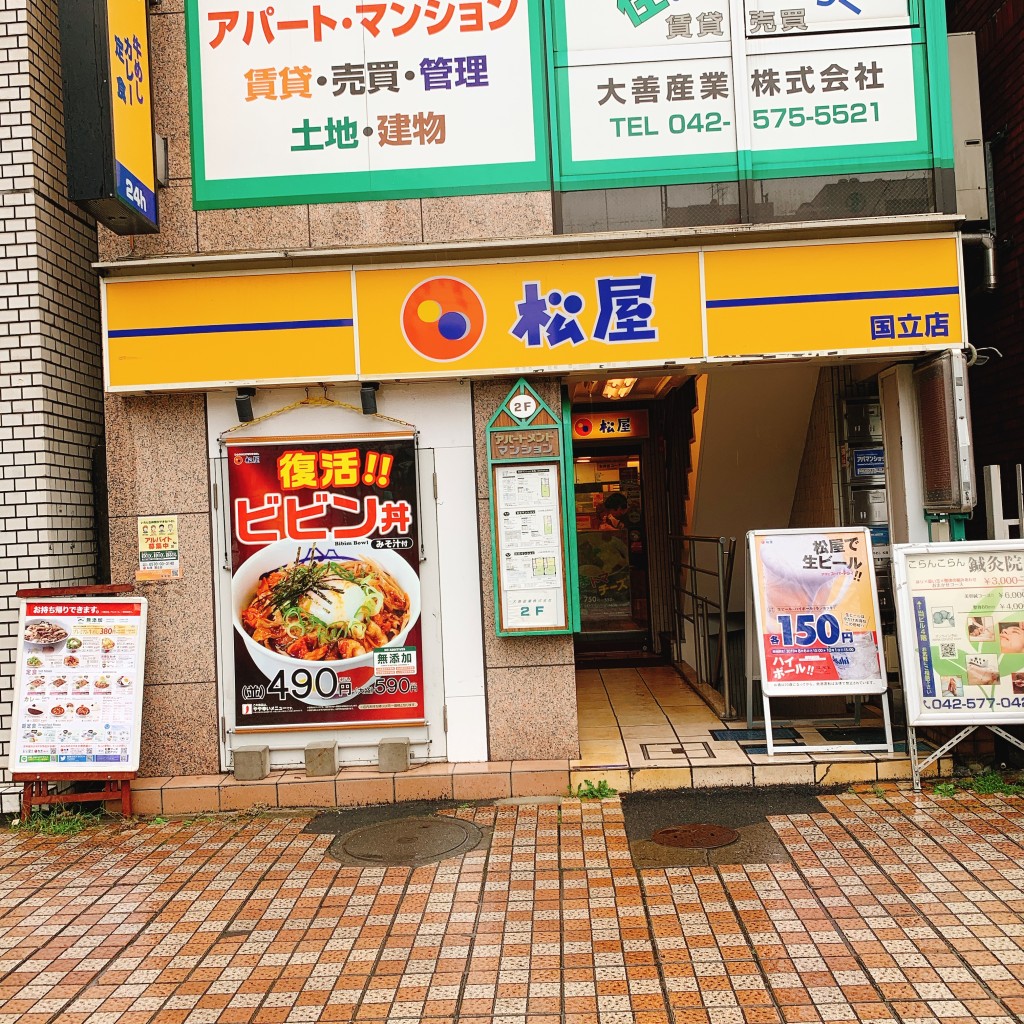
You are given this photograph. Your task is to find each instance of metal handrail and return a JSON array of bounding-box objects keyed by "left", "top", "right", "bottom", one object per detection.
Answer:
[{"left": 669, "top": 534, "right": 737, "bottom": 716}]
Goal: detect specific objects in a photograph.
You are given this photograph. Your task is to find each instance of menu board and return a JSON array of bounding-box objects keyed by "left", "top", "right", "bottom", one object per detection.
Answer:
[
  {"left": 894, "top": 541, "right": 1024, "bottom": 727},
  {"left": 11, "top": 597, "right": 147, "bottom": 773},
  {"left": 750, "top": 528, "right": 886, "bottom": 696},
  {"left": 493, "top": 463, "right": 568, "bottom": 632}
]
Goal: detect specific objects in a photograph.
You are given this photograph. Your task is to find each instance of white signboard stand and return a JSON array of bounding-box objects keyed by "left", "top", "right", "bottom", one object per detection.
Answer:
[
  {"left": 749, "top": 528, "right": 893, "bottom": 755},
  {"left": 11, "top": 593, "right": 148, "bottom": 818},
  {"left": 893, "top": 540, "right": 1024, "bottom": 791}
]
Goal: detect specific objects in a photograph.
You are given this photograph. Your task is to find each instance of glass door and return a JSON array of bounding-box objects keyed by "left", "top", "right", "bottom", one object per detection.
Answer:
[{"left": 573, "top": 449, "right": 650, "bottom": 650}]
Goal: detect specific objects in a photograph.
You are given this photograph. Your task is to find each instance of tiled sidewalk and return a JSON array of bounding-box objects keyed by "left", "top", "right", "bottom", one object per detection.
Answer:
[
  {"left": 0, "top": 785, "right": 1021, "bottom": 1023},
  {"left": 128, "top": 667, "right": 950, "bottom": 817},
  {"left": 576, "top": 667, "right": 948, "bottom": 789}
]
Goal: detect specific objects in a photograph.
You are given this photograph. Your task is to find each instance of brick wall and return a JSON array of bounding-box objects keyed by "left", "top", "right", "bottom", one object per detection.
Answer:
[
  {"left": 946, "top": 1, "right": 1024, "bottom": 490},
  {"left": 0, "top": 0, "right": 103, "bottom": 802}
]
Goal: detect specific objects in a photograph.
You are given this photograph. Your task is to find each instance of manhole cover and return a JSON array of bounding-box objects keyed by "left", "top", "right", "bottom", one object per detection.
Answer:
[
  {"left": 652, "top": 824, "right": 739, "bottom": 849},
  {"left": 328, "top": 816, "right": 484, "bottom": 866}
]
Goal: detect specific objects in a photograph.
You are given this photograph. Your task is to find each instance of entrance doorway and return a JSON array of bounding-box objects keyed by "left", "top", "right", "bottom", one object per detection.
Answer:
[
  {"left": 572, "top": 448, "right": 650, "bottom": 656},
  {"left": 568, "top": 377, "right": 691, "bottom": 668}
]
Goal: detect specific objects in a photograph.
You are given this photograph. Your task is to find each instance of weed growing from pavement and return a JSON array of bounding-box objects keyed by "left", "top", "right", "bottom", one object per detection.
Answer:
[
  {"left": 11, "top": 808, "right": 104, "bottom": 836},
  {"left": 966, "top": 770, "right": 1024, "bottom": 795},
  {"left": 933, "top": 771, "right": 1024, "bottom": 797},
  {"left": 570, "top": 779, "right": 617, "bottom": 800}
]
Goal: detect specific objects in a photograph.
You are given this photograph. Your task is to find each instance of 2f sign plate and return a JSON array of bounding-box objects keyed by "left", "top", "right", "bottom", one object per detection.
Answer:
[{"left": 509, "top": 394, "right": 538, "bottom": 420}]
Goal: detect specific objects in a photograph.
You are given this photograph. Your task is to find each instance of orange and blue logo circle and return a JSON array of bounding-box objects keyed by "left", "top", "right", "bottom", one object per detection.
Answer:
[{"left": 401, "top": 277, "right": 486, "bottom": 362}]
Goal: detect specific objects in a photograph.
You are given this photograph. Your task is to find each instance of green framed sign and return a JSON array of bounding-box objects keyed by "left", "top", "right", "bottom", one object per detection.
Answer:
[
  {"left": 185, "top": 0, "right": 551, "bottom": 209},
  {"left": 487, "top": 380, "right": 574, "bottom": 637},
  {"left": 549, "top": 0, "right": 953, "bottom": 192},
  {"left": 183, "top": 0, "right": 954, "bottom": 208}
]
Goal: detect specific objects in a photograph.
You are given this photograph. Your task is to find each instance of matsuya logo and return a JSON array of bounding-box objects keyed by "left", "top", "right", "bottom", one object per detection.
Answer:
[
  {"left": 232, "top": 451, "right": 261, "bottom": 466},
  {"left": 401, "top": 277, "right": 486, "bottom": 362}
]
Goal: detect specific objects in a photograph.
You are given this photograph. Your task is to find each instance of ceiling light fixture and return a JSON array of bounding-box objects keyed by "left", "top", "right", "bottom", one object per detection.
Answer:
[{"left": 602, "top": 378, "right": 637, "bottom": 400}]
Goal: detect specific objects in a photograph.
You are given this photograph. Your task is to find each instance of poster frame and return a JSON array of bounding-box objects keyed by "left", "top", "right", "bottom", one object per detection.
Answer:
[
  {"left": 223, "top": 431, "right": 428, "bottom": 730},
  {"left": 491, "top": 461, "right": 571, "bottom": 635},
  {"left": 10, "top": 596, "right": 149, "bottom": 774},
  {"left": 893, "top": 539, "right": 1024, "bottom": 728},
  {"left": 748, "top": 526, "right": 893, "bottom": 756}
]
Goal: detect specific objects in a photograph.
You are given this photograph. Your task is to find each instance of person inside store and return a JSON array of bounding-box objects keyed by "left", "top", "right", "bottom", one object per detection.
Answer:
[{"left": 599, "top": 491, "right": 628, "bottom": 531}]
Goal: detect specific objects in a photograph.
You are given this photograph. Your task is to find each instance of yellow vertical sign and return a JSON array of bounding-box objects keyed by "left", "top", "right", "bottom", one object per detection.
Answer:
[{"left": 106, "top": 0, "right": 157, "bottom": 228}]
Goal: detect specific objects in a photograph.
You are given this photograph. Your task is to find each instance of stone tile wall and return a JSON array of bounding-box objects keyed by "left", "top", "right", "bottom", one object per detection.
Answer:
[
  {"left": 0, "top": 0, "right": 104, "bottom": 804},
  {"left": 471, "top": 380, "right": 579, "bottom": 762},
  {"left": 104, "top": 393, "right": 220, "bottom": 777}
]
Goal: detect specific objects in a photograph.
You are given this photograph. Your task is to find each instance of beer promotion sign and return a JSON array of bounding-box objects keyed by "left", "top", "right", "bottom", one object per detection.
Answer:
[
  {"left": 226, "top": 435, "right": 424, "bottom": 728},
  {"left": 750, "top": 527, "right": 886, "bottom": 696}
]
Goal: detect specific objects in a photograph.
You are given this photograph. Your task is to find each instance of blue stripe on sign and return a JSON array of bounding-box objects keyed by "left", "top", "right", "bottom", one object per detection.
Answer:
[
  {"left": 115, "top": 162, "right": 157, "bottom": 227},
  {"left": 706, "top": 286, "right": 961, "bottom": 310},
  {"left": 108, "top": 318, "right": 354, "bottom": 339}
]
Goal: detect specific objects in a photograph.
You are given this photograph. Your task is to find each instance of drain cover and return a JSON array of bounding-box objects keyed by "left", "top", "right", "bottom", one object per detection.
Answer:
[
  {"left": 328, "top": 816, "right": 483, "bottom": 866},
  {"left": 652, "top": 824, "right": 739, "bottom": 849}
]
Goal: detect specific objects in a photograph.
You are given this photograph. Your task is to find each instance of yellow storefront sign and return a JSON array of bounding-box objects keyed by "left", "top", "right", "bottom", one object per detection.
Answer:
[
  {"left": 102, "top": 234, "right": 965, "bottom": 392},
  {"left": 355, "top": 252, "right": 704, "bottom": 379},
  {"left": 704, "top": 236, "right": 963, "bottom": 357},
  {"left": 105, "top": 271, "right": 355, "bottom": 389},
  {"left": 107, "top": 0, "right": 158, "bottom": 229}
]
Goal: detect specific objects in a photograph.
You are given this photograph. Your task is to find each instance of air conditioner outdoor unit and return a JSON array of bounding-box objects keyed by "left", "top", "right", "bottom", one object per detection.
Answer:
[{"left": 914, "top": 349, "right": 976, "bottom": 514}]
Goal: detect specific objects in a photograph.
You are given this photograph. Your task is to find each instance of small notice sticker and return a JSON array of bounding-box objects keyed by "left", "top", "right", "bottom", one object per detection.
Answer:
[{"left": 374, "top": 646, "right": 418, "bottom": 677}]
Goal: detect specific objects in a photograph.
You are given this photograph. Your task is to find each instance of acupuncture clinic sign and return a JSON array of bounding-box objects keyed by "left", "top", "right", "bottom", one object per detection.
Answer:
[
  {"left": 187, "top": 0, "right": 546, "bottom": 207},
  {"left": 894, "top": 542, "right": 1024, "bottom": 728}
]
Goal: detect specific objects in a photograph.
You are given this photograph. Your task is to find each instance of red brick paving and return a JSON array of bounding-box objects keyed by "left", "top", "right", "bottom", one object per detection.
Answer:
[{"left": 0, "top": 787, "right": 1021, "bottom": 1022}]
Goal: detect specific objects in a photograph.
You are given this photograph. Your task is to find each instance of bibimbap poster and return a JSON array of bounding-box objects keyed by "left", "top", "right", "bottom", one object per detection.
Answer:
[{"left": 226, "top": 435, "right": 424, "bottom": 728}]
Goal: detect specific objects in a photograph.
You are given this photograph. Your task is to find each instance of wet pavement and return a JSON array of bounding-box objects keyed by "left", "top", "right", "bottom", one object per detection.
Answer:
[{"left": 0, "top": 783, "right": 1023, "bottom": 1023}]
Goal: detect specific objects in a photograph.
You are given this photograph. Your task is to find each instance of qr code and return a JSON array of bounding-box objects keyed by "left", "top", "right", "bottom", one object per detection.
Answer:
[{"left": 940, "top": 643, "right": 958, "bottom": 659}]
